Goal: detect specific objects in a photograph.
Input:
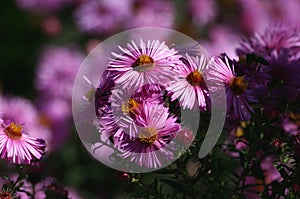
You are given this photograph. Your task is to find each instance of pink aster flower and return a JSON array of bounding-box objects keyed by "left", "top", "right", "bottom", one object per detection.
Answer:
[
  {"left": 0, "top": 121, "right": 46, "bottom": 164},
  {"left": 0, "top": 96, "right": 52, "bottom": 150},
  {"left": 105, "top": 88, "right": 139, "bottom": 140},
  {"left": 207, "top": 54, "right": 255, "bottom": 121},
  {"left": 108, "top": 40, "right": 181, "bottom": 90},
  {"left": 167, "top": 54, "right": 209, "bottom": 110},
  {"left": 119, "top": 103, "right": 180, "bottom": 169}
]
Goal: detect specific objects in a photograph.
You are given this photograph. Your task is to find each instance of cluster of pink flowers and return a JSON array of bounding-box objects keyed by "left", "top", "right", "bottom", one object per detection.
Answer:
[{"left": 94, "top": 39, "right": 257, "bottom": 169}]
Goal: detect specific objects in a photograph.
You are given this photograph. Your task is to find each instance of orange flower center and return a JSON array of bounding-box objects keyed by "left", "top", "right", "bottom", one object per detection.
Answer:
[
  {"left": 0, "top": 191, "right": 13, "bottom": 199},
  {"left": 138, "top": 127, "right": 158, "bottom": 144},
  {"left": 132, "top": 55, "right": 155, "bottom": 72},
  {"left": 122, "top": 98, "right": 139, "bottom": 114},
  {"left": 4, "top": 123, "right": 22, "bottom": 139},
  {"left": 186, "top": 70, "right": 204, "bottom": 86},
  {"left": 229, "top": 76, "right": 248, "bottom": 95}
]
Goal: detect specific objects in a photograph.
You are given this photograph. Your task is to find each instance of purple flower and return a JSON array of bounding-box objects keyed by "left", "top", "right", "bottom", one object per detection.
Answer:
[
  {"left": 236, "top": 23, "right": 300, "bottom": 60},
  {"left": 132, "top": 83, "right": 164, "bottom": 105},
  {"left": 167, "top": 54, "right": 209, "bottom": 110},
  {"left": 119, "top": 103, "right": 180, "bottom": 169},
  {"left": 0, "top": 121, "right": 46, "bottom": 164},
  {"left": 95, "top": 70, "right": 115, "bottom": 117},
  {"left": 266, "top": 50, "right": 300, "bottom": 102},
  {"left": 37, "top": 97, "right": 72, "bottom": 150},
  {"left": 126, "top": 0, "right": 175, "bottom": 29},
  {"left": 260, "top": 156, "right": 283, "bottom": 185},
  {"left": 243, "top": 176, "right": 264, "bottom": 199},
  {"left": 35, "top": 46, "right": 84, "bottom": 99},
  {"left": 74, "top": 0, "right": 131, "bottom": 34},
  {"left": 282, "top": 112, "right": 300, "bottom": 136},
  {"left": 108, "top": 40, "right": 181, "bottom": 90},
  {"left": 207, "top": 54, "right": 256, "bottom": 121},
  {"left": 237, "top": 0, "right": 269, "bottom": 35}
]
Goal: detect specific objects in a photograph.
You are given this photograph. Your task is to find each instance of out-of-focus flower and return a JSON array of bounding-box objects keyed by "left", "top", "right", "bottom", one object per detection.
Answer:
[
  {"left": 38, "top": 97, "right": 72, "bottom": 150},
  {"left": 35, "top": 46, "right": 84, "bottom": 149},
  {"left": 0, "top": 121, "right": 46, "bottom": 164},
  {"left": 0, "top": 96, "right": 51, "bottom": 149},
  {"left": 237, "top": 0, "right": 269, "bottom": 35},
  {"left": 266, "top": 50, "right": 300, "bottom": 102},
  {"left": 189, "top": 0, "right": 217, "bottom": 26},
  {"left": 126, "top": 0, "right": 175, "bottom": 29},
  {"left": 222, "top": 123, "right": 249, "bottom": 157},
  {"left": 260, "top": 156, "right": 283, "bottom": 185},
  {"left": 16, "top": 0, "right": 68, "bottom": 14},
  {"left": 35, "top": 46, "right": 84, "bottom": 99},
  {"left": 243, "top": 176, "right": 264, "bottom": 199},
  {"left": 119, "top": 103, "right": 179, "bottom": 169},
  {"left": 108, "top": 40, "right": 180, "bottom": 90},
  {"left": 74, "top": 0, "right": 131, "bottom": 35},
  {"left": 167, "top": 54, "right": 209, "bottom": 110},
  {"left": 282, "top": 112, "right": 300, "bottom": 136},
  {"left": 264, "top": 0, "right": 300, "bottom": 29},
  {"left": 207, "top": 54, "right": 255, "bottom": 121},
  {"left": 236, "top": 23, "right": 300, "bottom": 60}
]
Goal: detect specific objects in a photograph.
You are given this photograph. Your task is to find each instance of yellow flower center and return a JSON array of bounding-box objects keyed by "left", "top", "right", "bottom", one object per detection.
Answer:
[
  {"left": 122, "top": 98, "right": 139, "bottom": 114},
  {"left": 132, "top": 54, "right": 155, "bottom": 72},
  {"left": 138, "top": 127, "right": 158, "bottom": 144},
  {"left": 235, "top": 126, "right": 244, "bottom": 138},
  {"left": 186, "top": 70, "right": 204, "bottom": 86},
  {"left": 229, "top": 76, "right": 248, "bottom": 95},
  {"left": 4, "top": 123, "right": 22, "bottom": 139}
]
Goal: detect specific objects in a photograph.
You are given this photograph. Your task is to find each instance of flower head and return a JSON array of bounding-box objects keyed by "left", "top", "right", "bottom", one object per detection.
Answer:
[
  {"left": 237, "top": 23, "right": 300, "bottom": 60},
  {"left": 108, "top": 40, "right": 181, "bottom": 90},
  {"left": 0, "top": 96, "right": 52, "bottom": 149},
  {"left": 0, "top": 121, "right": 46, "bottom": 164},
  {"left": 119, "top": 103, "right": 180, "bottom": 169},
  {"left": 207, "top": 54, "right": 256, "bottom": 121},
  {"left": 35, "top": 46, "right": 84, "bottom": 99},
  {"left": 167, "top": 54, "right": 209, "bottom": 110}
]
